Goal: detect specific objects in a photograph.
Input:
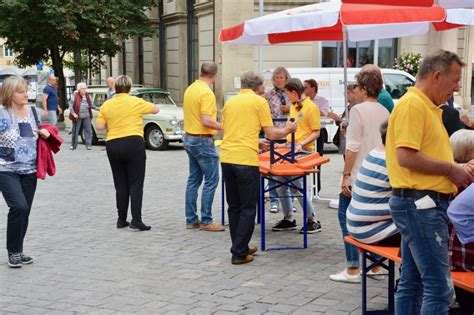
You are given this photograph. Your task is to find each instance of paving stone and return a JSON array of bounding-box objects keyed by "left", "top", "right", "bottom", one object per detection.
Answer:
[
  {"left": 0, "top": 137, "right": 394, "bottom": 314},
  {"left": 268, "top": 303, "right": 299, "bottom": 313}
]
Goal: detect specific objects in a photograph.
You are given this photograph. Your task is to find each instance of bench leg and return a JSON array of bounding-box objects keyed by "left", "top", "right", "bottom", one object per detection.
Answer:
[
  {"left": 362, "top": 249, "right": 368, "bottom": 315},
  {"left": 388, "top": 260, "right": 395, "bottom": 313},
  {"left": 362, "top": 250, "right": 396, "bottom": 315}
]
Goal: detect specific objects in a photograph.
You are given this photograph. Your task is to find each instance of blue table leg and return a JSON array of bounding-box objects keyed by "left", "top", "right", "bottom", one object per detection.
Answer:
[
  {"left": 303, "top": 175, "right": 307, "bottom": 249},
  {"left": 260, "top": 175, "right": 266, "bottom": 251}
]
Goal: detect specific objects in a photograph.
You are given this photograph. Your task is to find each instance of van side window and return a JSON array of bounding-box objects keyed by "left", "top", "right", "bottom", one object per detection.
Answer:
[{"left": 383, "top": 74, "right": 414, "bottom": 99}]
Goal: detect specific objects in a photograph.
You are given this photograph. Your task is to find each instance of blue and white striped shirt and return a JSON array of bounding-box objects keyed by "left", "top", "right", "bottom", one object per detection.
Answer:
[{"left": 346, "top": 149, "right": 398, "bottom": 244}]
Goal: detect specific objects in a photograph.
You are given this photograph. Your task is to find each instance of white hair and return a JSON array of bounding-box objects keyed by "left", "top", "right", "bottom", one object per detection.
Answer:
[
  {"left": 450, "top": 129, "right": 474, "bottom": 163},
  {"left": 76, "top": 82, "right": 87, "bottom": 90}
]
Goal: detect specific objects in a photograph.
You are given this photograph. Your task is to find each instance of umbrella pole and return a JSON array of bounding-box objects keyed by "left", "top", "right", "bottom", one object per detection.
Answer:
[{"left": 343, "top": 27, "right": 349, "bottom": 118}]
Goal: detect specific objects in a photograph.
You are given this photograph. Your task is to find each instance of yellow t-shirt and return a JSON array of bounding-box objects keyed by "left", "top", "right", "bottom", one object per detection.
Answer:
[
  {"left": 220, "top": 89, "right": 274, "bottom": 166},
  {"left": 386, "top": 87, "right": 456, "bottom": 194},
  {"left": 96, "top": 93, "right": 154, "bottom": 141},
  {"left": 287, "top": 97, "right": 321, "bottom": 152},
  {"left": 183, "top": 80, "right": 217, "bottom": 136}
]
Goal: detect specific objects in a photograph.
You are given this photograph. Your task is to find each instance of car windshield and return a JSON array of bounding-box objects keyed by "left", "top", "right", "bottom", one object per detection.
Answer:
[
  {"left": 137, "top": 92, "right": 177, "bottom": 106},
  {"left": 93, "top": 93, "right": 108, "bottom": 108}
]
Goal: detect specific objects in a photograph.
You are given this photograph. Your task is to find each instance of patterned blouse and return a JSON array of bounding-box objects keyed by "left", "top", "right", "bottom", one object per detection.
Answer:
[
  {"left": 265, "top": 87, "right": 290, "bottom": 128},
  {"left": 0, "top": 107, "right": 38, "bottom": 174}
]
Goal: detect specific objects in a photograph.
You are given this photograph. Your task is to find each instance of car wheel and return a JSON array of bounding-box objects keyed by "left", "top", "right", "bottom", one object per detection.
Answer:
[
  {"left": 145, "top": 125, "right": 169, "bottom": 151},
  {"left": 80, "top": 127, "right": 99, "bottom": 145}
]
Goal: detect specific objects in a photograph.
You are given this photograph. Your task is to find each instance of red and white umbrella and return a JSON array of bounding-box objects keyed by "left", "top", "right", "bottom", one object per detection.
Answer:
[{"left": 219, "top": 1, "right": 474, "bottom": 44}]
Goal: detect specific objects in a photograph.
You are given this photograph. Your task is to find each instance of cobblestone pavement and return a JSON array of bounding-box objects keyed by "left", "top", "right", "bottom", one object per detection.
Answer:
[{"left": 0, "top": 132, "right": 392, "bottom": 314}]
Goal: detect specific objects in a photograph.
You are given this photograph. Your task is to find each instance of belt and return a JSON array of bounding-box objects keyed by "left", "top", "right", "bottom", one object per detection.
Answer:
[
  {"left": 392, "top": 188, "right": 453, "bottom": 201},
  {"left": 185, "top": 133, "right": 214, "bottom": 138}
]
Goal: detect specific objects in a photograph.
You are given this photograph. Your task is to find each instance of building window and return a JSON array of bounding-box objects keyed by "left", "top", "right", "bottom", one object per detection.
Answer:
[
  {"left": 378, "top": 39, "right": 397, "bottom": 68},
  {"left": 187, "top": 0, "right": 199, "bottom": 85},
  {"left": 3, "top": 45, "right": 14, "bottom": 58},
  {"left": 138, "top": 37, "right": 144, "bottom": 84},
  {"left": 322, "top": 39, "right": 397, "bottom": 68}
]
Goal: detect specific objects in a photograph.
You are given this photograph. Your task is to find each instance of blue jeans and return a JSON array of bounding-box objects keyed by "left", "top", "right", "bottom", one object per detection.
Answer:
[
  {"left": 47, "top": 110, "right": 57, "bottom": 126},
  {"left": 338, "top": 193, "right": 359, "bottom": 268},
  {"left": 268, "top": 177, "right": 279, "bottom": 208},
  {"left": 183, "top": 135, "right": 219, "bottom": 225},
  {"left": 389, "top": 195, "right": 453, "bottom": 315},
  {"left": 277, "top": 176, "right": 315, "bottom": 218}
]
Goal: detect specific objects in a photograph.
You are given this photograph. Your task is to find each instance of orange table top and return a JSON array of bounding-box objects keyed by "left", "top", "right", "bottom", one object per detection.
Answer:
[{"left": 259, "top": 148, "right": 330, "bottom": 176}]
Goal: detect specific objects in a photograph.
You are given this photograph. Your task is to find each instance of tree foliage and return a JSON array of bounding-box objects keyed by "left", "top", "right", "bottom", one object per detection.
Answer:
[{"left": 0, "top": 0, "right": 157, "bottom": 108}]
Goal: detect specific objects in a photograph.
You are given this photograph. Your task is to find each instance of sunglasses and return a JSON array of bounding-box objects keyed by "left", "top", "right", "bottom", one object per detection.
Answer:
[{"left": 279, "top": 90, "right": 286, "bottom": 105}]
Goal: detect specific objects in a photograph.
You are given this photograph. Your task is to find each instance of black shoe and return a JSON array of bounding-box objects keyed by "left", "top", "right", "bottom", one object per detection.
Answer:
[
  {"left": 272, "top": 219, "right": 297, "bottom": 231},
  {"left": 130, "top": 220, "right": 151, "bottom": 231},
  {"left": 8, "top": 253, "right": 22, "bottom": 268},
  {"left": 117, "top": 219, "right": 129, "bottom": 229},
  {"left": 300, "top": 220, "right": 322, "bottom": 234},
  {"left": 20, "top": 254, "right": 34, "bottom": 264}
]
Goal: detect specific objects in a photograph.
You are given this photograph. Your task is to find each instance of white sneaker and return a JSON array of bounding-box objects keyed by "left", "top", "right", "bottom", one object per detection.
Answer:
[
  {"left": 365, "top": 269, "right": 387, "bottom": 280},
  {"left": 270, "top": 205, "right": 279, "bottom": 213},
  {"left": 329, "top": 269, "right": 361, "bottom": 283}
]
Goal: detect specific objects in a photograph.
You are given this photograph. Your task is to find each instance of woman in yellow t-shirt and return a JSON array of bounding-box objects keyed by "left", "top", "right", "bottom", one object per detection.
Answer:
[
  {"left": 272, "top": 78, "right": 322, "bottom": 234},
  {"left": 96, "top": 75, "right": 160, "bottom": 231}
]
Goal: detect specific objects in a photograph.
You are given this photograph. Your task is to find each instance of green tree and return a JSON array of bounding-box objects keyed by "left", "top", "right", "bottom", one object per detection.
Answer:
[{"left": 0, "top": 0, "right": 156, "bottom": 110}]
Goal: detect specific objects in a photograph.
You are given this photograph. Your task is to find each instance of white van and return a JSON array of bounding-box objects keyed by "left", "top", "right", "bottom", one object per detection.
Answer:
[{"left": 263, "top": 68, "right": 416, "bottom": 144}]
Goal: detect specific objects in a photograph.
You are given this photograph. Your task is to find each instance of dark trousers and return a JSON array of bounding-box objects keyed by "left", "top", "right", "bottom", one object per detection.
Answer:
[
  {"left": 106, "top": 136, "right": 146, "bottom": 222},
  {"left": 0, "top": 172, "right": 37, "bottom": 253},
  {"left": 221, "top": 163, "right": 260, "bottom": 259}
]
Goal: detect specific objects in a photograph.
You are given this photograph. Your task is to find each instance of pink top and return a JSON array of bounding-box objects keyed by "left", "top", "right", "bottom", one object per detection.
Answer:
[{"left": 346, "top": 101, "right": 390, "bottom": 186}]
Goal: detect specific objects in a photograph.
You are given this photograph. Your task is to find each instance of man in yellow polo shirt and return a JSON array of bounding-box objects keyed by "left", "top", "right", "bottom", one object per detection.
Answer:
[
  {"left": 386, "top": 50, "right": 474, "bottom": 314},
  {"left": 220, "top": 71, "right": 296, "bottom": 265},
  {"left": 183, "top": 61, "right": 224, "bottom": 232}
]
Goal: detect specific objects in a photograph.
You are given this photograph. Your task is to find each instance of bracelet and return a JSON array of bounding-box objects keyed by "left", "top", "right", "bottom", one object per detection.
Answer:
[
  {"left": 446, "top": 163, "right": 453, "bottom": 177},
  {"left": 342, "top": 173, "right": 351, "bottom": 177}
]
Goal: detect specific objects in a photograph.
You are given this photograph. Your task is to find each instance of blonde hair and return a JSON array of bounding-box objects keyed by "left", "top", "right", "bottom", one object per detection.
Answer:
[
  {"left": 450, "top": 129, "right": 474, "bottom": 163},
  {"left": 271, "top": 67, "right": 291, "bottom": 83},
  {"left": 115, "top": 75, "right": 132, "bottom": 94},
  {"left": 1, "top": 76, "right": 28, "bottom": 109}
]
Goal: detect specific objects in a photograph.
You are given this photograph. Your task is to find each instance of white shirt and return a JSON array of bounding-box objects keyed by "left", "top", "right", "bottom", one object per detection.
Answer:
[{"left": 312, "top": 95, "right": 330, "bottom": 116}]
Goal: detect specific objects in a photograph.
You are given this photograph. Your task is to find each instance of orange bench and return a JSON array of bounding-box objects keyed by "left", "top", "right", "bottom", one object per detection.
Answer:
[
  {"left": 344, "top": 236, "right": 474, "bottom": 314},
  {"left": 451, "top": 272, "right": 474, "bottom": 293}
]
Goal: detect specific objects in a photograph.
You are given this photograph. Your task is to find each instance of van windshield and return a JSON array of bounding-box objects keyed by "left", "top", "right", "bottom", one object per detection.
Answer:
[{"left": 383, "top": 74, "right": 414, "bottom": 99}]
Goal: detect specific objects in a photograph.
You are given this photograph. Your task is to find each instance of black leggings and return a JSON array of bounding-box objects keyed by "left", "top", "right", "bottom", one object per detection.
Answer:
[
  {"left": 373, "top": 233, "right": 402, "bottom": 247},
  {"left": 106, "top": 136, "right": 146, "bottom": 222}
]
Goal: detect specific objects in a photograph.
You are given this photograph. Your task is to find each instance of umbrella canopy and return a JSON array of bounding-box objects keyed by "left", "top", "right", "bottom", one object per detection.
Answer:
[
  {"left": 219, "top": 1, "right": 474, "bottom": 44},
  {"left": 342, "top": 0, "right": 434, "bottom": 5}
]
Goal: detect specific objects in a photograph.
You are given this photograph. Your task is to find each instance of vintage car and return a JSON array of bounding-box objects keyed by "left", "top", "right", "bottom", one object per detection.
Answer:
[{"left": 64, "top": 86, "right": 184, "bottom": 150}]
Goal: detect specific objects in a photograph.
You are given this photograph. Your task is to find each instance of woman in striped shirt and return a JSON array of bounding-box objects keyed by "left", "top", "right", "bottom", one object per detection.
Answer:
[{"left": 347, "top": 120, "right": 400, "bottom": 246}]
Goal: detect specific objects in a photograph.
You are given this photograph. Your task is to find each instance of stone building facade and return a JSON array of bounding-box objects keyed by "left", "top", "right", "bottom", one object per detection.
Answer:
[{"left": 98, "top": 0, "right": 473, "bottom": 113}]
